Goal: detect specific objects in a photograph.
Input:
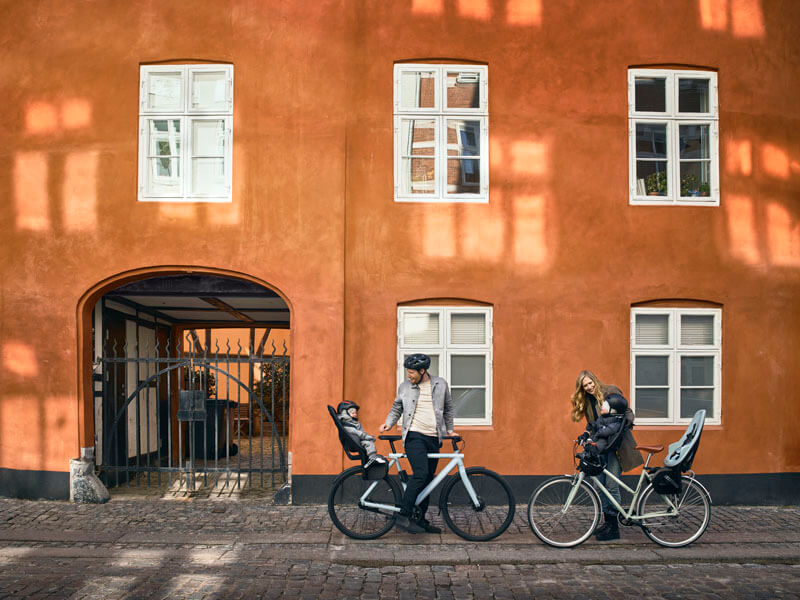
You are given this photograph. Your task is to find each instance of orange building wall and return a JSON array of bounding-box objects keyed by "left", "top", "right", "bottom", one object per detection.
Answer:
[{"left": 0, "top": 1, "right": 798, "bottom": 494}]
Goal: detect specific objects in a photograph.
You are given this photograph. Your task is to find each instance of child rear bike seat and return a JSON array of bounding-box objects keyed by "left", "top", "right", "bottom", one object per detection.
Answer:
[
  {"left": 326, "top": 405, "right": 387, "bottom": 480},
  {"left": 663, "top": 409, "right": 706, "bottom": 471}
]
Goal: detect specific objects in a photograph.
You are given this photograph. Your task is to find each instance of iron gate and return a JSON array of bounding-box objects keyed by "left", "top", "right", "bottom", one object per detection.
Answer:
[{"left": 96, "top": 334, "right": 289, "bottom": 497}]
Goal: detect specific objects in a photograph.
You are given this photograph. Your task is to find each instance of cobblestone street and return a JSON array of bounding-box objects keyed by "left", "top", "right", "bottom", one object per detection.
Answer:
[{"left": 0, "top": 499, "right": 798, "bottom": 599}]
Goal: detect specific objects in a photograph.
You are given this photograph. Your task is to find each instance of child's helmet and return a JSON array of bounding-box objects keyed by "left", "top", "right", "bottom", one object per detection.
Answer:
[
  {"left": 403, "top": 353, "right": 431, "bottom": 371},
  {"left": 604, "top": 393, "right": 628, "bottom": 414},
  {"left": 337, "top": 401, "right": 360, "bottom": 414}
]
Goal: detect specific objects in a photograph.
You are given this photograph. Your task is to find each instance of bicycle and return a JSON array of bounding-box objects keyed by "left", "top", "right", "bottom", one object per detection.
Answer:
[
  {"left": 527, "top": 409, "right": 711, "bottom": 548},
  {"left": 327, "top": 424, "right": 515, "bottom": 541}
]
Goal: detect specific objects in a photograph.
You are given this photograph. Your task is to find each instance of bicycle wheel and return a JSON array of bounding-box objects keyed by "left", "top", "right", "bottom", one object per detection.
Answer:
[
  {"left": 440, "top": 467, "right": 515, "bottom": 541},
  {"left": 637, "top": 476, "right": 711, "bottom": 547},
  {"left": 527, "top": 475, "right": 600, "bottom": 547},
  {"left": 328, "top": 466, "right": 402, "bottom": 540}
]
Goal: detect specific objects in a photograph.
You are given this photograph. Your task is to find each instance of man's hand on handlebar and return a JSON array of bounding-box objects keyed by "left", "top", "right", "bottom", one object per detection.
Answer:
[{"left": 378, "top": 423, "right": 390, "bottom": 432}]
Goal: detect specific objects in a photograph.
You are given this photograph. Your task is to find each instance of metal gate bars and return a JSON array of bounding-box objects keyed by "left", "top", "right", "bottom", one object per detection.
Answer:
[{"left": 96, "top": 335, "right": 289, "bottom": 498}]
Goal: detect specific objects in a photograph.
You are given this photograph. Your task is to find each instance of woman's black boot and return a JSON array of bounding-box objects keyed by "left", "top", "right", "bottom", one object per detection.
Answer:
[{"left": 595, "top": 513, "right": 620, "bottom": 541}]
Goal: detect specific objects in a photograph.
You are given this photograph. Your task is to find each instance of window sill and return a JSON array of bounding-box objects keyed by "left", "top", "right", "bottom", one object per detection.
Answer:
[
  {"left": 395, "top": 197, "right": 488, "bottom": 204},
  {"left": 453, "top": 425, "right": 494, "bottom": 431},
  {"left": 138, "top": 197, "right": 232, "bottom": 203},
  {"left": 629, "top": 198, "right": 719, "bottom": 207},
  {"left": 635, "top": 424, "right": 722, "bottom": 430}
]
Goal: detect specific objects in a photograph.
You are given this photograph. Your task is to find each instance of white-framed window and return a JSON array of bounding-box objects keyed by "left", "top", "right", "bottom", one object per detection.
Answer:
[
  {"left": 138, "top": 64, "right": 233, "bottom": 202},
  {"left": 628, "top": 69, "right": 719, "bottom": 206},
  {"left": 630, "top": 307, "right": 721, "bottom": 425},
  {"left": 397, "top": 306, "right": 493, "bottom": 425},
  {"left": 393, "top": 64, "right": 489, "bottom": 203}
]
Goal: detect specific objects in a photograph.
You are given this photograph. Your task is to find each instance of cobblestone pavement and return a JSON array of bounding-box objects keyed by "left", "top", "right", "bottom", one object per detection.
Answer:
[{"left": 0, "top": 499, "right": 798, "bottom": 599}]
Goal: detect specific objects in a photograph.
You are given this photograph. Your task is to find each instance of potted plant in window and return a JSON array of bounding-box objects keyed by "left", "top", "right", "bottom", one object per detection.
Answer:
[
  {"left": 681, "top": 173, "right": 700, "bottom": 196},
  {"left": 645, "top": 171, "right": 667, "bottom": 196},
  {"left": 699, "top": 182, "right": 710, "bottom": 197}
]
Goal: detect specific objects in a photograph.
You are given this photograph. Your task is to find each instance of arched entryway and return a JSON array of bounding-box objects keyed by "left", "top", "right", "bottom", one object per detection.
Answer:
[{"left": 78, "top": 269, "right": 291, "bottom": 499}]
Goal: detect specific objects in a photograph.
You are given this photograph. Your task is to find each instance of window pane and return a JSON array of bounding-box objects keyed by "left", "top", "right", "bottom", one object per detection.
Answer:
[
  {"left": 403, "top": 353, "right": 439, "bottom": 378},
  {"left": 681, "top": 315, "right": 714, "bottom": 345},
  {"left": 191, "top": 70, "right": 229, "bottom": 111},
  {"left": 446, "top": 71, "right": 480, "bottom": 109},
  {"left": 447, "top": 120, "right": 480, "bottom": 156},
  {"left": 400, "top": 158, "right": 436, "bottom": 194},
  {"left": 635, "top": 314, "right": 668, "bottom": 345},
  {"left": 635, "top": 123, "right": 667, "bottom": 158},
  {"left": 635, "top": 356, "right": 668, "bottom": 386},
  {"left": 148, "top": 159, "right": 180, "bottom": 194},
  {"left": 452, "top": 387, "right": 485, "bottom": 419},
  {"left": 635, "top": 77, "right": 666, "bottom": 112},
  {"left": 636, "top": 161, "right": 668, "bottom": 196},
  {"left": 399, "top": 71, "right": 436, "bottom": 109},
  {"left": 680, "top": 389, "right": 714, "bottom": 418},
  {"left": 680, "top": 356, "right": 713, "bottom": 386},
  {"left": 148, "top": 120, "right": 181, "bottom": 155},
  {"left": 192, "top": 120, "right": 225, "bottom": 156},
  {"left": 146, "top": 71, "right": 183, "bottom": 111},
  {"left": 450, "top": 313, "right": 486, "bottom": 344},
  {"left": 635, "top": 388, "right": 668, "bottom": 418},
  {"left": 447, "top": 160, "right": 481, "bottom": 193},
  {"left": 678, "top": 78, "right": 710, "bottom": 113},
  {"left": 679, "top": 125, "right": 710, "bottom": 159},
  {"left": 451, "top": 355, "right": 485, "bottom": 386},
  {"left": 679, "top": 161, "right": 711, "bottom": 197},
  {"left": 403, "top": 312, "right": 439, "bottom": 345},
  {"left": 147, "top": 120, "right": 181, "bottom": 195},
  {"left": 400, "top": 119, "right": 436, "bottom": 156},
  {"left": 192, "top": 158, "right": 225, "bottom": 195}
]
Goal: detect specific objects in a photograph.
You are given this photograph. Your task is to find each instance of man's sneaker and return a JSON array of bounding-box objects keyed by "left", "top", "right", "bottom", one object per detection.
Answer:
[
  {"left": 395, "top": 515, "right": 424, "bottom": 534},
  {"left": 416, "top": 519, "right": 442, "bottom": 534}
]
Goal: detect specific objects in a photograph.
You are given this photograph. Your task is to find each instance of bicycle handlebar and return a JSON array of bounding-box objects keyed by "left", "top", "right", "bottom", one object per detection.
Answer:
[{"left": 378, "top": 434, "right": 462, "bottom": 453}]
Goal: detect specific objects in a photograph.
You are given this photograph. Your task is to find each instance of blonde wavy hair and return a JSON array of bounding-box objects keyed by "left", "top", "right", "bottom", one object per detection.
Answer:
[{"left": 570, "top": 370, "right": 605, "bottom": 422}]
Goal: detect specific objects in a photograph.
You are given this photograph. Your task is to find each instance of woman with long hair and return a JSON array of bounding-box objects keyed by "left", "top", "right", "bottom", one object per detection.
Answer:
[{"left": 570, "top": 370, "right": 642, "bottom": 541}]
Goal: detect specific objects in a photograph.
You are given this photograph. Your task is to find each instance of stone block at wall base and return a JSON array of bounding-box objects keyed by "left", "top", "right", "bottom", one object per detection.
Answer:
[{"left": 69, "top": 459, "right": 110, "bottom": 504}]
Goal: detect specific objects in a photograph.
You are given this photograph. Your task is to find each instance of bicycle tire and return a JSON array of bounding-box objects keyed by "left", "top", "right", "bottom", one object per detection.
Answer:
[
  {"left": 637, "top": 475, "right": 711, "bottom": 547},
  {"left": 440, "top": 467, "right": 515, "bottom": 542},
  {"left": 328, "top": 465, "right": 402, "bottom": 540},
  {"left": 527, "top": 475, "right": 600, "bottom": 548}
]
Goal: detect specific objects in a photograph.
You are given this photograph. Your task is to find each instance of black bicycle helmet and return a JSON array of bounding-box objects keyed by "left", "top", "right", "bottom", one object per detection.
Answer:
[
  {"left": 403, "top": 353, "right": 431, "bottom": 371},
  {"left": 604, "top": 393, "right": 628, "bottom": 415},
  {"left": 337, "top": 401, "right": 360, "bottom": 414}
]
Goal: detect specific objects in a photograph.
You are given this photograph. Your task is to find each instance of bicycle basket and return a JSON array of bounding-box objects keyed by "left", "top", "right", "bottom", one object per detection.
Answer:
[
  {"left": 577, "top": 452, "right": 604, "bottom": 476},
  {"left": 651, "top": 467, "right": 682, "bottom": 495}
]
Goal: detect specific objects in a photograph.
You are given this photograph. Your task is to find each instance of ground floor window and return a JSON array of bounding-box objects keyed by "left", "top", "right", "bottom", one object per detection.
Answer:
[
  {"left": 397, "top": 305, "right": 492, "bottom": 425},
  {"left": 630, "top": 307, "right": 721, "bottom": 425}
]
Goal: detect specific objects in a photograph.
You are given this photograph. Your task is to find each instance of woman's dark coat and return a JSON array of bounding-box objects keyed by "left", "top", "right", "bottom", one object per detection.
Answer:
[{"left": 584, "top": 384, "right": 644, "bottom": 472}]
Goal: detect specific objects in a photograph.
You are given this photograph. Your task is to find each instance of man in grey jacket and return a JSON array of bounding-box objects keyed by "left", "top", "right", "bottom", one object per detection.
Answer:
[{"left": 379, "top": 353, "right": 455, "bottom": 533}]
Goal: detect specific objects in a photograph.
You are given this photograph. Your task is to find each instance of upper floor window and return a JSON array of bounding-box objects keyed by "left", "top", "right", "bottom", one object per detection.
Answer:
[
  {"left": 394, "top": 64, "right": 488, "bottom": 203},
  {"left": 628, "top": 69, "right": 719, "bottom": 206},
  {"left": 630, "top": 307, "right": 721, "bottom": 425},
  {"left": 138, "top": 64, "right": 233, "bottom": 202},
  {"left": 397, "top": 306, "right": 493, "bottom": 425}
]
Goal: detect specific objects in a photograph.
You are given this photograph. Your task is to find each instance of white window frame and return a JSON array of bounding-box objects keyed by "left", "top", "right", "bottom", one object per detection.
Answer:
[
  {"left": 138, "top": 64, "right": 233, "bottom": 203},
  {"left": 394, "top": 64, "right": 489, "bottom": 203},
  {"left": 397, "top": 306, "right": 493, "bottom": 425},
  {"left": 630, "top": 307, "right": 722, "bottom": 425},
  {"left": 628, "top": 69, "right": 719, "bottom": 206}
]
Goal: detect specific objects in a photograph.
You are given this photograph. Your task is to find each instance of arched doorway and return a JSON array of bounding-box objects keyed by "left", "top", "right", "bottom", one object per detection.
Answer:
[{"left": 83, "top": 271, "right": 290, "bottom": 499}]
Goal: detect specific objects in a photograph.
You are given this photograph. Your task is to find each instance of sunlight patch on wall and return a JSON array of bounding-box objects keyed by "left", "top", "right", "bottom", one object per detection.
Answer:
[
  {"left": 506, "top": 0, "right": 542, "bottom": 26},
  {"left": 510, "top": 140, "right": 548, "bottom": 176},
  {"left": 458, "top": 0, "right": 491, "bottom": 20},
  {"left": 462, "top": 195, "right": 504, "bottom": 261},
  {"left": 731, "top": 0, "right": 765, "bottom": 38},
  {"left": 2, "top": 342, "right": 38, "bottom": 377},
  {"left": 159, "top": 203, "right": 199, "bottom": 221},
  {"left": 25, "top": 101, "right": 59, "bottom": 134},
  {"left": 761, "top": 144, "right": 790, "bottom": 180},
  {"left": 513, "top": 194, "right": 548, "bottom": 266},
  {"left": 63, "top": 151, "right": 99, "bottom": 232},
  {"left": 490, "top": 137, "right": 504, "bottom": 169},
  {"left": 423, "top": 207, "right": 456, "bottom": 258},
  {"left": 61, "top": 98, "right": 92, "bottom": 129},
  {"left": 699, "top": 0, "right": 728, "bottom": 31},
  {"left": 412, "top": 0, "right": 443, "bottom": 15},
  {"left": 725, "top": 139, "right": 752, "bottom": 176},
  {"left": 726, "top": 194, "right": 760, "bottom": 265},
  {"left": 0, "top": 395, "right": 72, "bottom": 471},
  {"left": 767, "top": 202, "right": 800, "bottom": 267},
  {"left": 14, "top": 152, "right": 49, "bottom": 231}
]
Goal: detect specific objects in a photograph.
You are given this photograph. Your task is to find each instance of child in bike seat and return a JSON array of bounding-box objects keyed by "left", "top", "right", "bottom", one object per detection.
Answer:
[
  {"left": 579, "top": 393, "right": 628, "bottom": 456},
  {"left": 337, "top": 401, "right": 386, "bottom": 468}
]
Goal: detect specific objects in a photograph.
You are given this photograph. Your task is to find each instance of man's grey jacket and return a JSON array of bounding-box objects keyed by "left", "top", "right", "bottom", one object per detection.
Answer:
[{"left": 383, "top": 375, "right": 455, "bottom": 443}]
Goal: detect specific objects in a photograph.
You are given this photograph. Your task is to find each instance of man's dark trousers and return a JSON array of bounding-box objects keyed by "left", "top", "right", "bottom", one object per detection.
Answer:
[{"left": 401, "top": 431, "right": 440, "bottom": 518}]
